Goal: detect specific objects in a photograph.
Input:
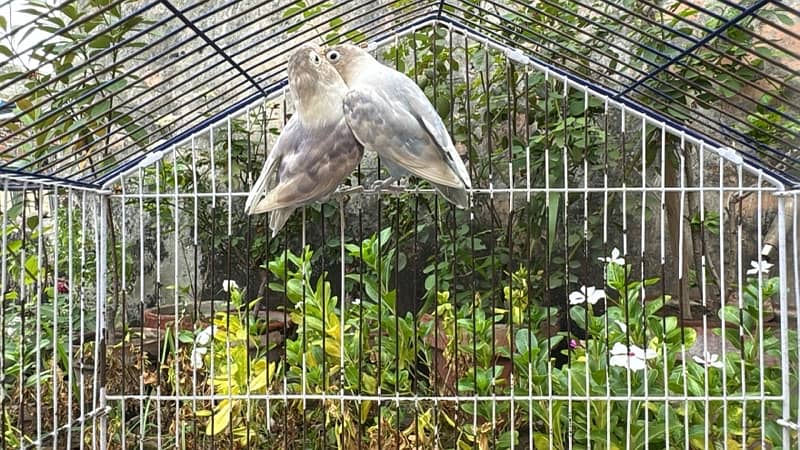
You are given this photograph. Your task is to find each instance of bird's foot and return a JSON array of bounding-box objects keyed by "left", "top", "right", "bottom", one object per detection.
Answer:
[
  {"left": 370, "top": 177, "right": 407, "bottom": 193},
  {"left": 331, "top": 185, "right": 364, "bottom": 200}
]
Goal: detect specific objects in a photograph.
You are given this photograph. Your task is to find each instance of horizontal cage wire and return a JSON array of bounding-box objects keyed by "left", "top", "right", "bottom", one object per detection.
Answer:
[{"left": 0, "top": 1, "right": 799, "bottom": 449}]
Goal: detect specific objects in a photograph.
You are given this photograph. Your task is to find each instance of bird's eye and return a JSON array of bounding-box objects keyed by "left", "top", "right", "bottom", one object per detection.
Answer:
[
  {"left": 309, "top": 51, "right": 320, "bottom": 65},
  {"left": 326, "top": 50, "right": 340, "bottom": 62}
]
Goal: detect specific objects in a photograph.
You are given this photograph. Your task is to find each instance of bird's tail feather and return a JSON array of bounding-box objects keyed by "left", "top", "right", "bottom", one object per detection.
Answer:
[
  {"left": 245, "top": 165, "right": 272, "bottom": 215},
  {"left": 269, "top": 207, "right": 296, "bottom": 237},
  {"left": 432, "top": 182, "right": 470, "bottom": 209}
]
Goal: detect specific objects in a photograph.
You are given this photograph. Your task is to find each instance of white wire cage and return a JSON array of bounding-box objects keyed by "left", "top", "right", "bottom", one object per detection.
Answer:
[{"left": 2, "top": 3, "right": 800, "bottom": 450}]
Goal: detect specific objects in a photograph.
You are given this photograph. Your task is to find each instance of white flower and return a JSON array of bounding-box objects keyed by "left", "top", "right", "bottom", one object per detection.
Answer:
[
  {"left": 222, "top": 280, "right": 239, "bottom": 292},
  {"left": 693, "top": 352, "right": 724, "bottom": 369},
  {"left": 191, "top": 346, "right": 208, "bottom": 369},
  {"left": 352, "top": 298, "right": 361, "bottom": 306},
  {"left": 614, "top": 319, "right": 627, "bottom": 333},
  {"left": 294, "top": 301, "right": 304, "bottom": 310},
  {"left": 196, "top": 326, "right": 214, "bottom": 346},
  {"left": 746, "top": 260, "right": 773, "bottom": 276},
  {"left": 609, "top": 342, "right": 656, "bottom": 372},
  {"left": 569, "top": 286, "right": 606, "bottom": 305},
  {"left": 598, "top": 248, "right": 625, "bottom": 266},
  {"left": 190, "top": 325, "right": 215, "bottom": 369}
]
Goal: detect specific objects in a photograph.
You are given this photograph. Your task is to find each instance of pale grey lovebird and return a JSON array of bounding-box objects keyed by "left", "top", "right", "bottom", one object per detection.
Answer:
[
  {"left": 244, "top": 45, "right": 363, "bottom": 236},
  {"left": 324, "top": 44, "right": 472, "bottom": 208}
]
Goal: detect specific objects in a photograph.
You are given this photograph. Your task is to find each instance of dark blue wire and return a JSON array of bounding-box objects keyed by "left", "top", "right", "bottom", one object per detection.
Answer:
[
  {"left": 0, "top": 168, "right": 101, "bottom": 190},
  {"left": 95, "top": 14, "right": 440, "bottom": 187},
  {"left": 160, "top": 0, "right": 267, "bottom": 96},
  {"left": 437, "top": 14, "right": 796, "bottom": 188},
  {"left": 615, "top": 0, "right": 770, "bottom": 99}
]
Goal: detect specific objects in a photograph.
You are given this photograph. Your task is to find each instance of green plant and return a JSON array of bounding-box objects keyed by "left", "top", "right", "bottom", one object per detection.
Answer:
[
  {"left": 433, "top": 264, "right": 560, "bottom": 449},
  {"left": 1, "top": 0, "right": 153, "bottom": 173},
  {"left": 0, "top": 188, "right": 100, "bottom": 445},
  {"left": 265, "top": 230, "right": 431, "bottom": 447},
  {"left": 195, "top": 281, "right": 278, "bottom": 446},
  {"left": 555, "top": 253, "right": 687, "bottom": 448}
]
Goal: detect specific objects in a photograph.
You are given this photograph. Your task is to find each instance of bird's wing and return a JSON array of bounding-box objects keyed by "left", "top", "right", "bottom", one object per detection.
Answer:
[
  {"left": 244, "top": 116, "right": 300, "bottom": 215},
  {"left": 248, "top": 118, "right": 362, "bottom": 214},
  {"left": 400, "top": 76, "right": 472, "bottom": 189},
  {"left": 343, "top": 75, "right": 471, "bottom": 190}
]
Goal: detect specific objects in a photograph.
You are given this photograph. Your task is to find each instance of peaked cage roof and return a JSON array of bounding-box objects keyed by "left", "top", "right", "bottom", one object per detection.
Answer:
[{"left": 0, "top": 0, "right": 798, "bottom": 189}]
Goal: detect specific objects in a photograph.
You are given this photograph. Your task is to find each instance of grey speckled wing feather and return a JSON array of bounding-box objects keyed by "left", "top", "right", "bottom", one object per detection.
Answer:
[
  {"left": 343, "top": 87, "right": 462, "bottom": 187},
  {"left": 244, "top": 117, "right": 300, "bottom": 214},
  {"left": 245, "top": 115, "right": 362, "bottom": 235}
]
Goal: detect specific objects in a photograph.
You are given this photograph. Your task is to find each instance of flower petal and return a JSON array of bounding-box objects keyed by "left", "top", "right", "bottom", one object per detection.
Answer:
[
  {"left": 196, "top": 327, "right": 214, "bottom": 345},
  {"left": 191, "top": 348, "right": 205, "bottom": 369},
  {"left": 569, "top": 290, "right": 586, "bottom": 305},
  {"left": 587, "top": 289, "right": 606, "bottom": 305},
  {"left": 628, "top": 357, "right": 646, "bottom": 372},
  {"left": 609, "top": 354, "right": 629, "bottom": 368},
  {"left": 610, "top": 342, "right": 629, "bottom": 356},
  {"left": 628, "top": 345, "right": 645, "bottom": 359},
  {"left": 747, "top": 260, "right": 773, "bottom": 276},
  {"left": 610, "top": 248, "right": 625, "bottom": 265}
]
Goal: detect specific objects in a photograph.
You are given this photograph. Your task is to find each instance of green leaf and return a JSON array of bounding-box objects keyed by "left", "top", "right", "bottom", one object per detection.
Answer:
[
  {"left": 0, "top": 71, "right": 23, "bottom": 83},
  {"left": 569, "top": 306, "right": 588, "bottom": 333},
  {"left": 8, "top": 240, "right": 23, "bottom": 254},
  {"left": 26, "top": 215, "right": 39, "bottom": 230},
  {"left": 107, "top": 78, "right": 128, "bottom": 92},
  {"left": 282, "top": 1, "right": 307, "bottom": 18},
  {"left": 497, "top": 430, "right": 518, "bottom": 448},
  {"left": 0, "top": 45, "right": 14, "bottom": 58},
  {"left": 67, "top": 119, "right": 87, "bottom": 134},
  {"left": 325, "top": 32, "right": 339, "bottom": 45},
  {"left": 547, "top": 192, "right": 560, "bottom": 256},
  {"left": 90, "top": 99, "right": 111, "bottom": 119},
  {"left": 88, "top": 35, "right": 111, "bottom": 49},
  {"left": 344, "top": 30, "right": 366, "bottom": 43},
  {"left": 25, "top": 255, "right": 39, "bottom": 279},
  {"left": 718, "top": 305, "right": 740, "bottom": 327},
  {"left": 775, "top": 12, "right": 794, "bottom": 26},
  {"left": 205, "top": 398, "right": 233, "bottom": 435},
  {"left": 62, "top": 4, "right": 79, "bottom": 19},
  {"left": 476, "top": 369, "right": 490, "bottom": 392},
  {"left": 177, "top": 331, "right": 195, "bottom": 344},
  {"left": 16, "top": 97, "right": 34, "bottom": 114},
  {"left": 515, "top": 328, "right": 536, "bottom": 355},
  {"left": 125, "top": 122, "right": 149, "bottom": 146},
  {"left": 644, "top": 297, "right": 665, "bottom": 317}
]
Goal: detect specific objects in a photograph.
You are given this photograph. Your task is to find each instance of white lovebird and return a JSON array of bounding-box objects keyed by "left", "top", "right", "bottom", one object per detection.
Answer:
[
  {"left": 245, "top": 45, "right": 363, "bottom": 236},
  {"left": 323, "top": 44, "right": 472, "bottom": 208}
]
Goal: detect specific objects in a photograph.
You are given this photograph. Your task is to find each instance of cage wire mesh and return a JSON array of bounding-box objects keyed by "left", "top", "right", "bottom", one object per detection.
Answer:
[{"left": 1, "top": 0, "right": 800, "bottom": 449}]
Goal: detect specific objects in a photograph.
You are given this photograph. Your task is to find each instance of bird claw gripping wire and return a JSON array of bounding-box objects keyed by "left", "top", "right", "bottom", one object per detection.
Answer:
[
  {"left": 330, "top": 185, "right": 365, "bottom": 200},
  {"left": 369, "top": 177, "right": 407, "bottom": 193}
]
